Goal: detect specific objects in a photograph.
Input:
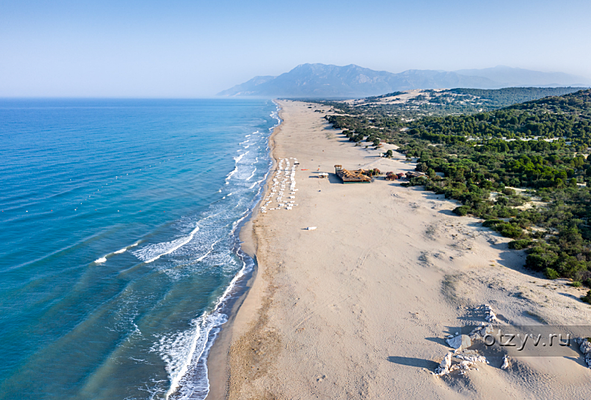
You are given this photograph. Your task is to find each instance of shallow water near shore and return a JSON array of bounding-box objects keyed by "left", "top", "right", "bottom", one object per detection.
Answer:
[{"left": 0, "top": 98, "right": 278, "bottom": 399}]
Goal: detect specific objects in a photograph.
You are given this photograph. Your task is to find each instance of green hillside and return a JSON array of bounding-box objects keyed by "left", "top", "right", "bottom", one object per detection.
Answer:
[{"left": 338, "top": 87, "right": 586, "bottom": 117}]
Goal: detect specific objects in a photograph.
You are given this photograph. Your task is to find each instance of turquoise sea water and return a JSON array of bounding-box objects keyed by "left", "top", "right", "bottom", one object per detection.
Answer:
[{"left": 0, "top": 98, "right": 278, "bottom": 399}]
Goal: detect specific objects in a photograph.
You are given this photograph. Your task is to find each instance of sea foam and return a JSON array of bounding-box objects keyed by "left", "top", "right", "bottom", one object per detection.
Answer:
[{"left": 133, "top": 226, "right": 200, "bottom": 264}]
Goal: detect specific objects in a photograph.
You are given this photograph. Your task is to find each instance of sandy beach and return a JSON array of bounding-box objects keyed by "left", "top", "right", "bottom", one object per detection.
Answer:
[{"left": 214, "top": 100, "right": 591, "bottom": 399}]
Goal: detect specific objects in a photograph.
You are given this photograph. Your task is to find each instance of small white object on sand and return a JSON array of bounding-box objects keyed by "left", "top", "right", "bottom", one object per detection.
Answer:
[
  {"left": 501, "top": 355, "right": 510, "bottom": 370},
  {"left": 446, "top": 334, "right": 471, "bottom": 350},
  {"left": 483, "top": 304, "right": 499, "bottom": 323},
  {"left": 577, "top": 338, "right": 591, "bottom": 368},
  {"left": 434, "top": 352, "right": 453, "bottom": 376}
]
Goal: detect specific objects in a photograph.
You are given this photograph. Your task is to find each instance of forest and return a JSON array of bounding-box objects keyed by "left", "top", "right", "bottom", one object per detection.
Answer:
[
  {"left": 331, "top": 87, "right": 585, "bottom": 117},
  {"left": 322, "top": 89, "right": 591, "bottom": 295}
]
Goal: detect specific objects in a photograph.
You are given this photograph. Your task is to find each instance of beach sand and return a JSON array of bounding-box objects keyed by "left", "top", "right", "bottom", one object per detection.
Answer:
[{"left": 214, "top": 100, "right": 591, "bottom": 399}]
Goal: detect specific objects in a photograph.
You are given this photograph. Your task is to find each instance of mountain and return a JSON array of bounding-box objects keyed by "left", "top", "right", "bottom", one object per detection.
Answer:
[
  {"left": 218, "top": 63, "right": 589, "bottom": 98},
  {"left": 216, "top": 75, "right": 275, "bottom": 97}
]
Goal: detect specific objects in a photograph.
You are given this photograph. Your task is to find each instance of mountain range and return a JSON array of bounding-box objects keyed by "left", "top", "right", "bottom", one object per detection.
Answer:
[{"left": 218, "top": 64, "right": 589, "bottom": 98}]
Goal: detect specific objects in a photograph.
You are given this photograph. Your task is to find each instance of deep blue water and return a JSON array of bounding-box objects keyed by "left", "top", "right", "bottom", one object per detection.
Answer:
[{"left": 0, "top": 98, "right": 278, "bottom": 399}]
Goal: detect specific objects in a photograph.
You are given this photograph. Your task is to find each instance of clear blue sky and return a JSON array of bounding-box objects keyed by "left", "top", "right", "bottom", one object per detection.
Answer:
[{"left": 1, "top": 0, "right": 590, "bottom": 97}]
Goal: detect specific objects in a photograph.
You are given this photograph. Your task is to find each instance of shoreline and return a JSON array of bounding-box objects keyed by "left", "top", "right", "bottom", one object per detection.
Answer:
[
  {"left": 237, "top": 100, "right": 283, "bottom": 260},
  {"left": 206, "top": 101, "right": 284, "bottom": 399},
  {"left": 215, "top": 100, "right": 591, "bottom": 399}
]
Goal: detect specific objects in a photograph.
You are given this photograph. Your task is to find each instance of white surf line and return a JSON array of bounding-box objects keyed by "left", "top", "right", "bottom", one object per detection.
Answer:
[
  {"left": 162, "top": 238, "right": 222, "bottom": 274},
  {"left": 195, "top": 239, "right": 220, "bottom": 263},
  {"left": 249, "top": 175, "right": 266, "bottom": 190},
  {"left": 229, "top": 210, "right": 251, "bottom": 236},
  {"left": 165, "top": 321, "right": 203, "bottom": 400},
  {"left": 164, "top": 139, "right": 272, "bottom": 395},
  {"left": 114, "top": 241, "right": 139, "bottom": 254},
  {"left": 94, "top": 241, "right": 140, "bottom": 264},
  {"left": 165, "top": 255, "right": 252, "bottom": 400},
  {"left": 145, "top": 225, "right": 200, "bottom": 264},
  {"left": 234, "top": 151, "right": 248, "bottom": 163},
  {"left": 225, "top": 166, "right": 238, "bottom": 185},
  {"left": 245, "top": 167, "right": 257, "bottom": 181}
]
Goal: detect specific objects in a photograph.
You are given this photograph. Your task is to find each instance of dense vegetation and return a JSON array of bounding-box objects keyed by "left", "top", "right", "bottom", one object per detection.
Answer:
[
  {"left": 451, "top": 87, "right": 588, "bottom": 110},
  {"left": 323, "top": 89, "right": 591, "bottom": 288},
  {"left": 327, "top": 87, "right": 586, "bottom": 118}
]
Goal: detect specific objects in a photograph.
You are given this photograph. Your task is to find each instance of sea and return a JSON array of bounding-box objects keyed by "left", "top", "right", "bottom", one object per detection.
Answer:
[{"left": 0, "top": 98, "right": 279, "bottom": 399}]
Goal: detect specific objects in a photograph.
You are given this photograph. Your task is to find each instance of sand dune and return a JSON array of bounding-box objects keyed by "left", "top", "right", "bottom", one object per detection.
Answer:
[{"left": 217, "top": 100, "right": 591, "bottom": 399}]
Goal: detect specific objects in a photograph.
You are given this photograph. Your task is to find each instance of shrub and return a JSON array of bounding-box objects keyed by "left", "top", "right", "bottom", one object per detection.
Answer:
[
  {"left": 545, "top": 268, "right": 560, "bottom": 280},
  {"left": 416, "top": 162, "right": 428, "bottom": 172},
  {"left": 508, "top": 239, "right": 533, "bottom": 250},
  {"left": 483, "top": 219, "right": 502, "bottom": 228},
  {"left": 406, "top": 176, "right": 428, "bottom": 186},
  {"left": 505, "top": 195, "right": 526, "bottom": 207},
  {"left": 495, "top": 223, "right": 523, "bottom": 238},
  {"left": 453, "top": 206, "right": 470, "bottom": 216},
  {"left": 495, "top": 206, "right": 514, "bottom": 218},
  {"left": 582, "top": 290, "right": 591, "bottom": 304},
  {"left": 555, "top": 257, "right": 586, "bottom": 279},
  {"left": 525, "top": 246, "right": 559, "bottom": 272},
  {"left": 571, "top": 281, "right": 582, "bottom": 287}
]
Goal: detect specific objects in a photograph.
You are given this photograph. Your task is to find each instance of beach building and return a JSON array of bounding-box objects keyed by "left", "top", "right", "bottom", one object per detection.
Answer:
[{"left": 334, "top": 165, "right": 372, "bottom": 183}]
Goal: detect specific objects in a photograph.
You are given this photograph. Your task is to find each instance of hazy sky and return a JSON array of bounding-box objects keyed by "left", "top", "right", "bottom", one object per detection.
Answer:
[{"left": 1, "top": 0, "right": 590, "bottom": 97}]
